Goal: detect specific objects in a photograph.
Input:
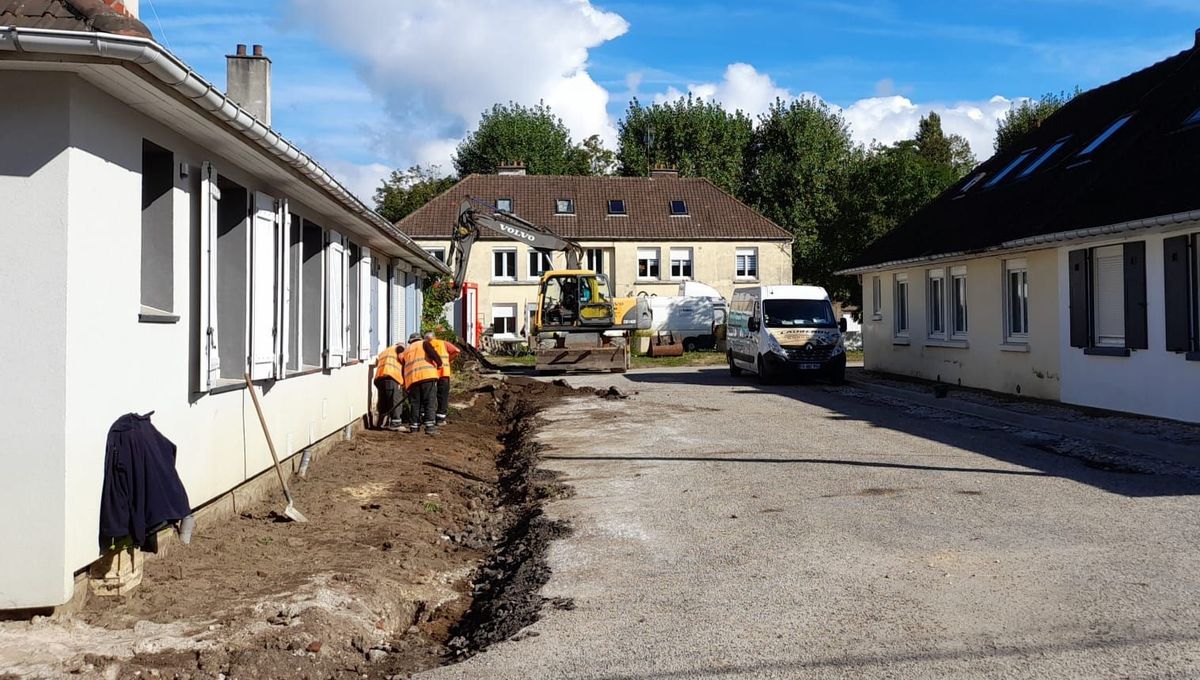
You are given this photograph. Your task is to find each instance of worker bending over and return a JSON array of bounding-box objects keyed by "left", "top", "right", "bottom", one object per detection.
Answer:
[
  {"left": 373, "top": 339, "right": 407, "bottom": 431},
  {"left": 425, "top": 331, "right": 461, "bottom": 427},
  {"left": 401, "top": 332, "right": 442, "bottom": 435}
]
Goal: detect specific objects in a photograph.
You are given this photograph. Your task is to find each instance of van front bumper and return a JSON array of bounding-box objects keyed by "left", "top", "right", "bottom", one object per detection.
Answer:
[{"left": 765, "top": 347, "right": 846, "bottom": 374}]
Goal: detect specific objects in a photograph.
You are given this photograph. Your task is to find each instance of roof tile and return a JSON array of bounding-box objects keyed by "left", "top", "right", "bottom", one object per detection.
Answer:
[{"left": 0, "top": 0, "right": 152, "bottom": 39}]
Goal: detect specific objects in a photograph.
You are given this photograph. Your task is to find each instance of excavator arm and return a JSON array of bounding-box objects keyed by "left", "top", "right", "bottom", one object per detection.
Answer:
[{"left": 449, "top": 197, "right": 583, "bottom": 289}]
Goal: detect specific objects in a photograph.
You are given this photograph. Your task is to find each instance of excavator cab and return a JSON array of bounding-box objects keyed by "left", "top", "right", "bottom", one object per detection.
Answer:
[{"left": 536, "top": 272, "right": 613, "bottom": 332}]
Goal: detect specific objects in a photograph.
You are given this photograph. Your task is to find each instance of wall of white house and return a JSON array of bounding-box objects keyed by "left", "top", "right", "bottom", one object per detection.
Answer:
[
  {"left": 0, "top": 72, "right": 428, "bottom": 608},
  {"left": 860, "top": 248, "right": 1062, "bottom": 401},
  {"left": 1057, "top": 230, "right": 1200, "bottom": 423}
]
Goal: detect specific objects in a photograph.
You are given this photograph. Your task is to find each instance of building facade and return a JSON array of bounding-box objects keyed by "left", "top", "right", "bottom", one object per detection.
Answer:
[
  {"left": 841, "top": 34, "right": 1200, "bottom": 423},
  {"left": 0, "top": 7, "right": 447, "bottom": 609},
  {"left": 397, "top": 171, "right": 793, "bottom": 340}
]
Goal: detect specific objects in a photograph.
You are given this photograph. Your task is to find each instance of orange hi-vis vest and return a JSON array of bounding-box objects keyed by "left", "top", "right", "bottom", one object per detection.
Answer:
[
  {"left": 374, "top": 344, "right": 405, "bottom": 384},
  {"left": 429, "top": 339, "right": 461, "bottom": 378},
  {"left": 401, "top": 341, "right": 440, "bottom": 389}
]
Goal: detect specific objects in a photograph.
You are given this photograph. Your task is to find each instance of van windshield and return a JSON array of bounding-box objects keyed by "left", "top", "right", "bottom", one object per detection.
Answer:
[{"left": 763, "top": 299, "right": 836, "bottom": 328}]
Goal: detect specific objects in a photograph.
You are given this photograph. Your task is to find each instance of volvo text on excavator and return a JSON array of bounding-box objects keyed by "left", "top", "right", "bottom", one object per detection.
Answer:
[{"left": 449, "top": 197, "right": 651, "bottom": 372}]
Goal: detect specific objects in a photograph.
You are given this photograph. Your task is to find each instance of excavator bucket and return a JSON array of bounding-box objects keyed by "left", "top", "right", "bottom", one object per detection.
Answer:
[
  {"left": 646, "top": 331, "right": 684, "bottom": 358},
  {"left": 536, "top": 333, "right": 629, "bottom": 372}
]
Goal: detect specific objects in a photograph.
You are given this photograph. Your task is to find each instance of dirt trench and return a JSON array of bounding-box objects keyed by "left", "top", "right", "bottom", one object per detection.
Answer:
[{"left": 0, "top": 375, "right": 590, "bottom": 680}]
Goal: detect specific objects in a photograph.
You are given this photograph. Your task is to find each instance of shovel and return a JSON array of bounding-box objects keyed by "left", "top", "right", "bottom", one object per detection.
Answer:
[{"left": 244, "top": 374, "right": 309, "bottom": 523}]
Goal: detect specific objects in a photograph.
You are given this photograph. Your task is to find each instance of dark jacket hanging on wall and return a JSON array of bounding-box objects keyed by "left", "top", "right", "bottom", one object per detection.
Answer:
[{"left": 99, "top": 413, "right": 192, "bottom": 550}]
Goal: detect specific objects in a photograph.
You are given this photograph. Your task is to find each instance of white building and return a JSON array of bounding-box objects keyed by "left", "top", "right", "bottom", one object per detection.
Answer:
[
  {"left": 839, "top": 33, "right": 1200, "bottom": 424},
  {"left": 0, "top": 4, "right": 448, "bottom": 609}
]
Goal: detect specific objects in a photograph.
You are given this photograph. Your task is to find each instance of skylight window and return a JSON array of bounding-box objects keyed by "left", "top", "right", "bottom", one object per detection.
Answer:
[
  {"left": 607, "top": 199, "right": 626, "bottom": 215},
  {"left": 1184, "top": 107, "right": 1200, "bottom": 127},
  {"left": 959, "top": 172, "right": 987, "bottom": 194},
  {"left": 1018, "top": 136, "right": 1071, "bottom": 178},
  {"left": 496, "top": 197, "right": 513, "bottom": 213},
  {"left": 670, "top": 200, "right": 688, "bottom": 215},
  {"left": 1077, "top": 114, "right": 1134, "bottom": 156},
  {"left": 555, "top": 198, "right": 574, "bottom": 214},
  {"left": 985, "top": 148, "right": 1036, "bottom": 188}
]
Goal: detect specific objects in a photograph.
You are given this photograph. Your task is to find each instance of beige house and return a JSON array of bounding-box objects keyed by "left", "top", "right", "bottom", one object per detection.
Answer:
[{"left": 397, "top": 169, "right": 792, "bottom": 339}]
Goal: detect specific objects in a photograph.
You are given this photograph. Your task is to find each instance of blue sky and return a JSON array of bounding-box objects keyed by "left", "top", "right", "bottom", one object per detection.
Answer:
[{"left": 143, "top": 0, "right": 1199, "bottom": 199}]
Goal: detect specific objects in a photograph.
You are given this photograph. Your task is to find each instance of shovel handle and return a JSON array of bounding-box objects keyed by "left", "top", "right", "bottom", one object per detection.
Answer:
[{"left": 244, "top": 374, "right": 293, "bottom": 500}]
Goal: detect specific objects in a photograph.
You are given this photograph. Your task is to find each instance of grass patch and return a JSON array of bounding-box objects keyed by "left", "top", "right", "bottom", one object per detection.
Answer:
[{"left": 846, "top": 350, "right": 864, "bottom": 363}]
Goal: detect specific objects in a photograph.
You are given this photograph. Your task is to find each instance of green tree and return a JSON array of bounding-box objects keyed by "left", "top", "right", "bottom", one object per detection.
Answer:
[
  {"left": 743, "top": 97, "right": 856, "bottom": 289},
  {"left": 581, "top": 134, "right": 617, "bottom": 175},
  {"left": 616, "top": 96, "right": 754, "bottom": 195},
  {"left": 994, "top": 89, "right": 1078, "bottom": 154},
  {"left": 374, "top": 165, "right": 457, "bottom": 223},
  {"left": 421, "top": 276, "right": 458, "bottom": 338},
  {"left": 453, "top": 102, "right": 590, "bottom": 176},
  {"left": 913, "top": 111, "right": 976, "bottom": 178}
]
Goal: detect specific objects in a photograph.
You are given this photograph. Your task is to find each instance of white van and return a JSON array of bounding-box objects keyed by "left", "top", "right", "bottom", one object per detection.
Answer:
[
  {"left": 645, "top": 295, "right": 727, "bottom": 351},
  {"left": 727, "top": 285, "right": 846, "bottom": 383}
]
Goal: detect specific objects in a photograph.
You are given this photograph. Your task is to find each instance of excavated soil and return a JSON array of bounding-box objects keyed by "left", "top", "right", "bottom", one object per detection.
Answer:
[{"left": 0, "top": 374, "right": 591, "bottom": 680}]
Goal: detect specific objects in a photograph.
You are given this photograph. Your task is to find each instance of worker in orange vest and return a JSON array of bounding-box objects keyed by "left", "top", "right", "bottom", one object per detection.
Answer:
[
  {"left": 373, "top": 339, "right": 407, "bottom": 430},
  {"left": 425, "top": 331, "right": 461, "bottom": 427},
  {"left": 401, "top": 332, "right": 442, "bottom": 435}
]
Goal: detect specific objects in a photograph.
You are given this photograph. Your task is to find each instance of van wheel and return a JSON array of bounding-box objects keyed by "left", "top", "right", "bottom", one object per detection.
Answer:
[
  {"left": 728, "top": 351, "right": 742, "bottom": 377},
  {"left": 757, "top": 355, "right": 773, "bottom": 385},
  {"left": 684, "top": 339, "right": 697, "bottom": 352},
  {"left": 828, "top": 364, "right": 846, "bottom": 385}
]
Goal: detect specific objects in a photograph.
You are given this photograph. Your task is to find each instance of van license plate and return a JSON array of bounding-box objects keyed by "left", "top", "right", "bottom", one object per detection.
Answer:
[{"left": 798, "top": 363, "right": 821, "bottom": 370}]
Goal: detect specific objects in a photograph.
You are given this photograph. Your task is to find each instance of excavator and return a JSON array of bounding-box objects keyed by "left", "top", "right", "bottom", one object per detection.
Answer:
[{"left": 449, "top": 197, "right": 651, "bottom": 372}]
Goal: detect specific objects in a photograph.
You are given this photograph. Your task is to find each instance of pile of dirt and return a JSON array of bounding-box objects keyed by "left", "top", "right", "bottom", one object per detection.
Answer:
[{"left": 2, "top": 375, "right": 594, "bottom": 680}]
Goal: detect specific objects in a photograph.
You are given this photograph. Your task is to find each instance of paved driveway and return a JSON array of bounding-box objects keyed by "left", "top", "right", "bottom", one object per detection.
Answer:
[{"left": 424, "top": 367, "right": 1200, "bottom": 679}]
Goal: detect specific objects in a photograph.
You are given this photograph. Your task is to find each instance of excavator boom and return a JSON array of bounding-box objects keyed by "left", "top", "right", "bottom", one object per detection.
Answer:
[{"left": 450, "top": 197, "right": 582, "bottom": 289}]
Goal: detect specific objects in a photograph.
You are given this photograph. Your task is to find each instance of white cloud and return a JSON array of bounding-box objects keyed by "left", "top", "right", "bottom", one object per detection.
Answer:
[
  {"left": 283, "top": 0, "right": 628, "bottom": 171},
  {"left": 654, "top": 63, "right": 795, "bottom": 119}
]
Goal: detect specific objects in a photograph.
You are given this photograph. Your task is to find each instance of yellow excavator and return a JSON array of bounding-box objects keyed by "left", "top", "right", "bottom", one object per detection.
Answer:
[{"left": 449, "top": 198, "right": 651, "bottom": 372}]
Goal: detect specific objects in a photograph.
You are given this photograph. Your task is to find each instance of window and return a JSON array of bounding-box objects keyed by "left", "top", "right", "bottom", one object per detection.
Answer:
[
  {"left": 424, "top": 247, "right": 446, "bottom": 263},
  {"left": 492, "top": 303, "right": 517, "bottom": 336},
  {"left": 951, "top": 266, "right": 968, "bottom": 338},
  {"left": 493, "top": 248, "right": 516, "bottom": 280},
  {"left": 496, "top": 198, "right": 513, "bottom": 213},
  {"left": 528, "top": 249, "right": 553, "bottom": 279},
  {"left": 555, "top": 198, "right": 574, "bottom": 214},
  {"left": 735, "top": 248, "right": 758, "bottom": 279},
  {"left": 608, "top": 199, "right": 626, "bottom": 215},
  {"left": 637, "top": 248, "right": 660, "bottom": 279},
  {"left": 871, "top": 276, "right": 882, "bottom": 318},
  {"left": 287, "top": 215, "right": 302, "bottom": 372},
  {"left": 1185, "top": 108, "right": 1200, "bottom": 127},
  {"left": 1078, "top": 114, "right": 1134, "bottom": 157},
  {"left": 894, "top": 274, "right": 909, "bottom": 337},
  {"left": 140, "top": 140, "right": 174, "bottom": 317},
  {"left": 670, "top": 200, "right": 688, "bottom": 216},
  {"left": 216, "top": 177, "right": 249, "bottom": 380},
  {"left": 985, "top": 148, "right": 1035, "bottom": 188},
  {"left": 1163, "top": 234, "right": 1199, "bottom": 354},
  {"left": 927, "top": 268, "right": 946, "bottom": 336},
  {"left": 1018, "top": 137, "right": 1071, "bottom": 178},
  {"left": 585, "top": 248, "right": 606, "bottom": 274},
  {"left": 959, "top": 172, "right": 987, "bottom": 194},
  {"left": 300, "top": 220, "right": 324, "bottom": 369},
  {"left": 348, "top": 242, "right": 361, "bottom": 359},
  {"left": 1067, "top": 242, "right": 1147, "bottom": 353},
  {"left": 669, "top": 248, "right": 693, "bottom": 279},
  {"left": 1004, "top": 259, "right": 1029, "bottom": 343}
]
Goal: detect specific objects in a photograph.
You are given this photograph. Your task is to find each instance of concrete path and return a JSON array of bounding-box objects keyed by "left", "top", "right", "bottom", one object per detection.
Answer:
[{"left": 423, "top": 366, "right": 1200, "bottom": 679}]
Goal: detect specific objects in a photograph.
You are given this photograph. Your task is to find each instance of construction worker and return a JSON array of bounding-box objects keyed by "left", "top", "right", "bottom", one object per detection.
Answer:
[
  {"left": 400, "top": 332, "right": 441, "bottom": 435},
  {"left": 373, "top": 338, "right": 407, "bottom": 430},
  {"left": 425, "top": 331, "right": 461, "bottom": 427}
]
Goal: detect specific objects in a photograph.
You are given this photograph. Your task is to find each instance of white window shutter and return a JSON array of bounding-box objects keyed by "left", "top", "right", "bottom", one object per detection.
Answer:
[
  {"left": 197, "top": 162, "right": 221, "bottom": 391},
  {"left": 325, "top": 232, "right": 347, "bottom": 368},
  {"left": 391, "top": 265, "right": 405, "bottom": 345},
  {"left": 274, "top": 199, "right": 291, "bottom": 379},
  {"left": 248, "top": 192, "right": 277, "bottom": 380},
  {"left": 359, "top": 247, "right": 372, "bottom": 361}
]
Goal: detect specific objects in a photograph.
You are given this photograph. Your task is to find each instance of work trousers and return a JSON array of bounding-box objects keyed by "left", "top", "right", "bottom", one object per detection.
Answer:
[
  {"left": 437, "top": 377, "right": 450, "bottom": 421},
  {"left": 408, "top": 379, "right": 438, "bottom": 428},
  {"left": 374, "top": 377, "right": 405, "bottom": 425}
]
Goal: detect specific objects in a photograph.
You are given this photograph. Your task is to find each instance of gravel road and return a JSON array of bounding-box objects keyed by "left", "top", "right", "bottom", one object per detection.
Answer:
[{"left": 423, "top": 366, "right": 1200, "bottom": 679}]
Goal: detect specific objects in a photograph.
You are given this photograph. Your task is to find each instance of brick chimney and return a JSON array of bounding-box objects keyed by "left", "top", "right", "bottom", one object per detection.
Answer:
[
  {"left": 226, "top": 44, "right": 272, "bottom": 126},
  {"left": 497, "top": 161, "right": 527, "bottom": 176},
  {"left": 650, "top": 165, "right": 679, "bottom": 179},
  {"left": 121, "top": 0, "right": 138, "bottom": 16}
]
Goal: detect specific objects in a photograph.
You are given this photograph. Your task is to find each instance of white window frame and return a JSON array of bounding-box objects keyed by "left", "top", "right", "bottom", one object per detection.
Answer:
[
  {"left": 871, "top": 276, "right": 882, "bottom": 319},
  {"left": 950, "top": 266, "right": 968, "bottom": 339},
  {"left": 492, "top": 303, "right": 518, "bottom": 337},
  {"left": 585, "top": 248, "right": 605, "bottom": 274},
  {"left": 528, "top": 248, "right": 553, "bottom": 280},
  {"left": 424, "top": 247, "right": 446, "bottom": 263},
  {"left": 1092, "top": 244, "right": 1126, "bottom": 347},
  {"left": 669, "top": 247, "right": 693, "bottom": 280},
  {"left": 637, "top": 247, "right": 661, "bottom": 281},
  {"left": 1004, "top": 259, "right": 1029, "bottom": 344},
  {"left": 927, "top": 268, "right": 946, "bottom": 338},
  {"left": 492, "top": 247, "right": 517, "bottom": 281},
  {"left": 894, "top": 274, "right": 909, "bottom": 338},
  {"left": 735, "top": 247, "right": 758, "bottom": 280}
]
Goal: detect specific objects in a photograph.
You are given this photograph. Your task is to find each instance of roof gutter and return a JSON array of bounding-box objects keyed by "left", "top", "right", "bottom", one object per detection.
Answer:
[
  {"left": 834, "top": 208, "right": 1200, "bottom": 276},
  {"left": 0, "top": 26, "right": 448, "bottom": 276}
]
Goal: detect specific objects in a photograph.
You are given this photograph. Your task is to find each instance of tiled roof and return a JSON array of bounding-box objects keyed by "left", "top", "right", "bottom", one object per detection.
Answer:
[
  {"left": 1, "top": 0, "right": 151, "bottom": 39},
  {"left": 396, "top": 174, "right": 792, "bottom": 241},
  {"left": 847, "top": 37, "right": 1200, "bottom": 270}
]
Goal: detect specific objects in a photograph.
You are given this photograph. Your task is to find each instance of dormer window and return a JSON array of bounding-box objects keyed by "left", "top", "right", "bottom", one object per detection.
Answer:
[
  {"left": 555, "top": 198, "right": 575, "bottom": 214},
  {"left": 670, "top": 200, "right": 688, "bottom": 216},
  {"left": 1077, "top": 113, "right": 1134, "bottom": 157},
  {"left": 985, "top": 148, "right": 1036, "bottom": 188},
  {"left": 496, "top": 198, "right": 513, "bottom": 213},
  {"left": 608, "top": 199, "right": 626, "bottom": 215}
]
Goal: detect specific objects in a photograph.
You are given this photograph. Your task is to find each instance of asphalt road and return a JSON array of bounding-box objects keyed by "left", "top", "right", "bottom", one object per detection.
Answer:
[{"left": 423, "top": 366, "right": 1200, "bottom": 679}]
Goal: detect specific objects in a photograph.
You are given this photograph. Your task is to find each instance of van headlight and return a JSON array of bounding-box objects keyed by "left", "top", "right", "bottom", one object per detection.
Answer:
[
  {"left": 765, "top": 333, "right": 785, "bottom": 355},
  {"left": 831, "top": 334, "right": 845, "bottom": 356}
]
